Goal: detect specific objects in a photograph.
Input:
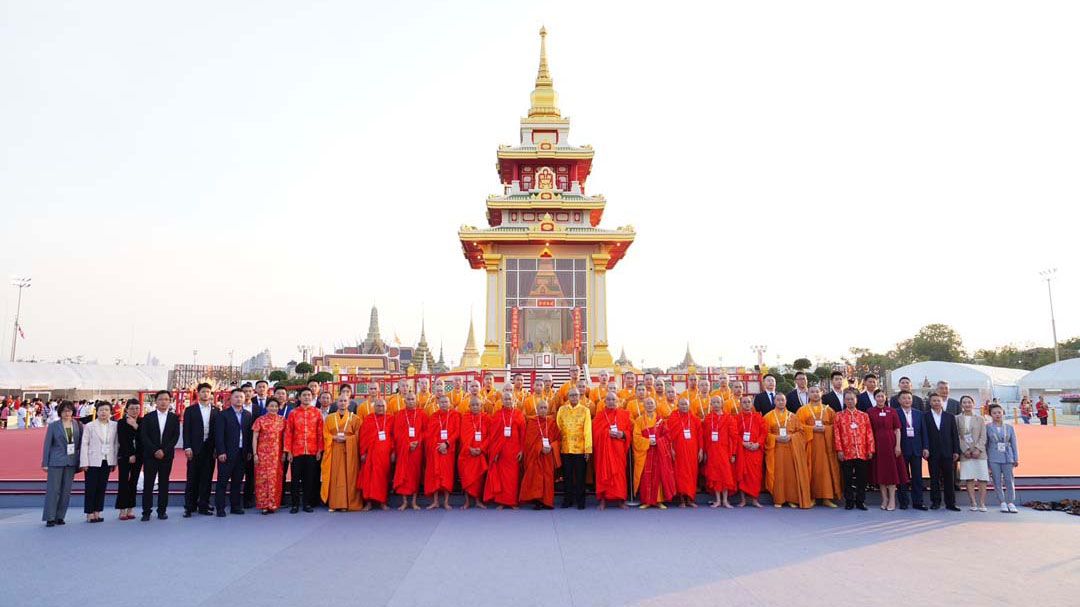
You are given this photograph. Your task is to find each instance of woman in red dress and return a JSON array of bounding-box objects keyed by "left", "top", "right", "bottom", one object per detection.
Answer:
[
  {"left": 868, "top": 390, "right": 908, "bottom": 511},
  {"left": 251, "top": 398, "right": 286, "bottom": 514}
]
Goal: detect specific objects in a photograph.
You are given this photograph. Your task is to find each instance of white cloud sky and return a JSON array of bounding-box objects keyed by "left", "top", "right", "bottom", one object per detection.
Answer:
[{"left": 1, "top": 0, "right": 1077, "bottom": 370}]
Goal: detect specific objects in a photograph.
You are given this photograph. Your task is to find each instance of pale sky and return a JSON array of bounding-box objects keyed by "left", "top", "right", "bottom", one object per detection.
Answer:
[{"left": 2, "top": 1, "right": 1078, "bottom": 370}]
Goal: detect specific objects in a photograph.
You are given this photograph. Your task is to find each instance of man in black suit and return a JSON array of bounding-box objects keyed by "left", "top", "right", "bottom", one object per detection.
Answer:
[
  {"left": 754, "top": 374, "right": 785, "bottom": 414},
  {"left": 182, "top": 382, "right": 219, "bottom": 517},
  {"left": 215, "top": 388, "right": 254, "bottom": 516},
  {"left": 889, "top": 376, "right": 926, "bottom": 412},
  {"left": 822, "top": 371, "right": 846, "bottom": 412},
  {"left": 924, "top": 393, "right": 962, "bottom": 511},
  {"left": 855, "top": 373, "right": 879, "bottom": 412},
  {"left": 241, "top": 381, "right": 267, "bottom": 509},
  {"left": 786, "top": 371, "right": 811, "bottom": 410},
  {"left": 140, "top": 390, "right": 181, "bottom": 521},
  {"left": 934, "top": 381, "right": 961, "bottom": 415}
]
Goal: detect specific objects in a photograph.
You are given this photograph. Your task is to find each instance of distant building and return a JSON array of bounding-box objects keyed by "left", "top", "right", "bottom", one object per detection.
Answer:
[{"left": 240, "top": 349, "right": 273, "bottom": 376}]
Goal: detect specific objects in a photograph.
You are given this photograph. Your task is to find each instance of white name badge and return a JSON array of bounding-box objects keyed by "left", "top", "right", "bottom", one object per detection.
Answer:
[
  {"left": 649, "top": 436, "right": 657, "bottom": 445},
  {"left": 879, "top": 411, "right": 887, "bottom": 417},
  {"left": 440, "top": 429, "right": 448, "bottom": 441},
  {"left": 850, "top": 423, "right": 858, "bottom": 429},
  {"left": 541, "top": 438, "right": 550, "bottom": 450},
  {"left": 996, "top": 442, "right": 1007, "bottom": 453},
  {"left": 408, "top": 427, "right": 416, "bottom": 438},
  {"left": 779, "top": 428, "right": 788, "bottom": 438},
  {"left": 814, "top": 420, "right": 823, "bottom": 429},
  {"left": 742, "top": 432, "right": 751, "bottom": 442},
  {"left": 474, "top": 431, "right": 482, "bottom": 442},
  {"left": 377, "top": 431, "right": 386, "bottom": 442},
  {"left": 66, "top": 443, "right": 75, "bottom": 455},
  {"left": 711, "top": 431, "right": 719, "bottom": 442},
  {"left": 503, "top": 426, "right": 512, "bottom": 437},
  {"left": 906, "top": 427, "right": 915, "bottom": 437},
  {"left": 336, "top": 432, "right": 345, "bottom": 440},
  {"left": 683, "top": 428, "right": 691, "bottom": 440},
  {"left": 963, "top": 433, "right": 973, "bottom": 443},
  {"left": 609, "top": 424, "right": 618, "bottom": 433}
]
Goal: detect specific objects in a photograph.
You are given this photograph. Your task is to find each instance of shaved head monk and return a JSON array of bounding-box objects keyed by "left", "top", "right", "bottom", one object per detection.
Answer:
[
  {"left": 357, "top": 398, "right": 394, "bottom": 511},
  {"left": 458, "top": 396, "right": 489, "bottom": 510},
  {"left": 592, "top": 392, "right": 631, "bottom": 510},
  {"left": 519, "top": 400, "right": 561, "bottom": 509},
  {"left": 424, "top": 393, "right": 458, "bottom": 510},
  {"left": 392, "top": 391, "right": 426, "bottom": 511}
]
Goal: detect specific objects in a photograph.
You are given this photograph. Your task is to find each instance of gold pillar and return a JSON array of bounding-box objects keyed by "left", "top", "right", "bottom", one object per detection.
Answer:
[
  {"left": 588, "top": 252, "right": 613, "bottom": 369},
  {"left": 480, "top": 253, "right": 504, "bottom": 369}
]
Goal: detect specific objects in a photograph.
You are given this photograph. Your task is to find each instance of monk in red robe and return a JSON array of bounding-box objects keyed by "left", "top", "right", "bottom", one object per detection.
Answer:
[
  {"left": 424, "top": 394, "right": 458, "bottom": 510},
  {"left": 457, "top": 396, "right": 489, "bottom": 510},
  {"left": 392, "top": 391, "right": 427, "bottom": 510},
  {"left": 519, "top": 400, "right": 561, "bottom": 509},
  {"left": 357, "top": 398, "right": 395, "bottom": 510},
  {"left": 483, "top": 391, "right": 525, "bottom": 509},
  {"left": 592, "top": 392, "right": 632, "bottom": 510},
  {"left": 734, "top": 395, "right": 766, "bottom": 508},
  {"left": 635, "top": 398, "right": 675, "bottom": 509},
  {"left": 702, "top": 396, "right": 737, "bottom": 508},
  {"left": 666, "top": 398, "right": 703, "bottom": 507}
]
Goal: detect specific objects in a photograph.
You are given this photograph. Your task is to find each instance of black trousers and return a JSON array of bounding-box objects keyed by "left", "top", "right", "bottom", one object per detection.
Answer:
[
  {"left": 928, "top": 457, "right": 957, "bottom": 508},
  {"left": 115, "top": 455, "right": 142, "bottom": 510},
  {"left": 291, "top": 455, "right": 319, "bottom": 508},
  {"left": 897, "top": 454, "right": 924, "bottom": 507},
  {"left": 185, "top": 448, "right": 215, "bottom": 512},
  {"left": 142, "top": 455, "right": 173, "bottom": 515},
  {"left": 562, "top": 454, "right": 587, "bottom": 507},
  {"left": 280, "top": 458, "right": 290, "bottom": 503},
  {"left": 243, "top": 457, "right": 256, "bottom": 506},
  {"left": 215, "top": 453, "right": 246, "bottom": 512},
  {"left": 84, "top": 461, "right": 110, "bottom": 513},
  {"left": 841, "top": 458, "right": 868, "bottom": 505}
]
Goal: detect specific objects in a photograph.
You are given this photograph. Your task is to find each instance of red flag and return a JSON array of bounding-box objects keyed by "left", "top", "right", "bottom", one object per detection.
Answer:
[{"left": 17, "top": 324, "right": 25, "bottom": 339}]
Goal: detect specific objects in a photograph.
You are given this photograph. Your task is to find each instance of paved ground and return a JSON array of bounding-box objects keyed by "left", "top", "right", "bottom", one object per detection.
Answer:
[{"left": 4, "top": 504, "right": 1079, "bottom": 607}]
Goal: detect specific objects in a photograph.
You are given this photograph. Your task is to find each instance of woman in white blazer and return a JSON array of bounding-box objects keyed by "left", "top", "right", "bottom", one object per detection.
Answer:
[{"left": 79, "top": 402, "right": 118, "bottom": 523}]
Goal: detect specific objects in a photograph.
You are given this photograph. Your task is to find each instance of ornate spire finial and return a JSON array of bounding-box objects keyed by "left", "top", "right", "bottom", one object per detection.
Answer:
[{"left": 528, "top": 26, "right": 560, "bottom": 119}]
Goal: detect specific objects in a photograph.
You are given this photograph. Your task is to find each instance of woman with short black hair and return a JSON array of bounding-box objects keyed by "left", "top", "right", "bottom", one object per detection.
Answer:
[{"left": 41, "top": 401, "right": 81, "bottom": 527}]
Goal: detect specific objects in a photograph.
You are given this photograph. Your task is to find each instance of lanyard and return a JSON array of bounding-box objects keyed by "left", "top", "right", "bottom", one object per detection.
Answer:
[
  {"left": 994, "top": 423, "right": 1007, "bottom": 442},
  {"left": 438, "top": 411, "right": 449, "bottom": 433},
  {"left": 373, "top": 414, "right": 385, "bottom": 434},
  {"left": 604, "top": 409, "right": 615, "bottom": 428},
  {"left": 812, "top": 404, "right": 825, "bottom": 422},
  {"left": 404, "top": 408, "right": 417, "bottom": 432},
  {"left": 501, "top": 410, "right": 512, "bottom": 428},
  {"left": 336, "top": 412, "right": 352, "bottom": 434},
  {"left": 472, "top": 414, "right": 483, "bottom": 440},
  {"left": 741, "top": 412, "right": 752, "bottom": 434},
  {"left": 773, "top": 409, "right": 788, "bottom": 430},
  {"left": 537, "top": 418, "right": 549, "bottom": 441}
]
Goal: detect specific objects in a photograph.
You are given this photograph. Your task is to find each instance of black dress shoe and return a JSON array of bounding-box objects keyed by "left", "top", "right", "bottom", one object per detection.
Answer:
[
  {"left": 46, "top": 521, "right": 55, "bottom": 527},
  {"left": 158, "top": 512, "right": 168, "bottom": 520},
  {"left": 898, "top": 504, "right": 908, "bottom": 510},
  {"left": 216, "top": 511, "right": 227, "bottom": 518},
  {"left": 845, "top": 502, "right": 855, "bottom": 510},
  {"left": 302, "top": 506, "right": 314, "bottom": 513},
  {"left": 55, "top": 519, "right": 65, "bottom": 525},
  {"left": 141, "top": 513, "right": 151, "bottom": 521},
  {"left": 182, "top": 511, "right": 193, "bottom": 518},
  {"left": 855, "top": 503, "right": 868, "bottom": 511},
  {"left": 231, "top": 509, "right": 245, "bottom": 515},
  {"left": 930, "top": 504, "right": 941, "bottom": 510},
  {"left": 290, "top": 506, "right": 300, "bottom": 514},
  {"left": 946, "top": 505, "right": 961, "bottom": 512},
  {"left": 913, "top": 504, "right": 928, "bottom": 511},
  {"left": 198, "top": 509, "right": 214, "bottom": 516}
]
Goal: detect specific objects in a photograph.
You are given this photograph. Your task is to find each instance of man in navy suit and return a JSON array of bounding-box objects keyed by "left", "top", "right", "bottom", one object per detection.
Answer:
[
  {"left": 215, "top": 388, "right": 253, "bottom": 516},
  {"left": 241, "top": 381, "right": 268, "bottom": 509},
  {"left": 924, "top": 393, "right": 961, "bottom": 511},
  {"left": 754, "top": 374, "right": 784, "bottom": 414},
  {"left": 895, "top": 390, "right": 929, "bottom": 510},
  {"left": 182, "top": 382, "right": 219, "bottom": 517},
  {"left": 889, "top": 376, "right": 926, "bottom": 412},
  {"left": 855, "top": 373, "right": 878, "bottom": 412},
  {"left": 822, "top": 371, "right": 846, "bottom": 412}
]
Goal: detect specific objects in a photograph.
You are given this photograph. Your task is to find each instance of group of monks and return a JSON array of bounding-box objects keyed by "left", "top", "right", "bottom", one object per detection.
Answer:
[{"left": 316, "top": 367, "right": 861, "bottom": 512}]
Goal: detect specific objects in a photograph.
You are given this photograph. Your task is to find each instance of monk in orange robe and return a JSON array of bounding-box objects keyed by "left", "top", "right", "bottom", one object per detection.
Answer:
[
  {"left": 701, "top": 396, "right": 737, "bottom": 508},
  {"left": 385, "top": 379, "right": 410, "bottom": 416},
  {"left": 592, "top": 393, "right": 632, "bottom": 509},
  {"left": 625, "top": 384, "right": 648, "bottom": 424},
  {"left": 764, "top": 394, "right": 812, "bottom": 509},
  {"left": 617, "top": 372, "right": 637, "bottom": 402},
  {"left": 657, "top": 385, "right": 677, "bottom": 419},
  {"left": 521, "top": 377, "right": 543, "bottom": 419},
  {"left": 457, "top": 396, "right": 489, "bottom": 510},
  {"left": 634, "top": 398, "right": 675, "bottom": 509},
  {"left": 356, "top": 382, "right": 379, "bottom": 418},
  {"left": 678, "top": 374, "right": 702, "bottom": 411},
  {"left": 480, "top": 375, "right": 500, "bottom": 414},
  {"left": 519, "top": 400, "right": 561, "bottom": 509},
  {"left": 424, "top": 394, "right": 458, "bottom": 510},
  {"left": 666, "top": 398, "right": 703, "bottom": 507},
  {"left": 423, "top": 379, "right": 446, "bottom": 416},
  {"left": 321, "top": 394, "right": 362, "bottom": 511},
  {"left": 642, "top": 373, "right": 659, "bottom": 403},
  {"left": 482, "top": 391, "right": 525, "bottom": 509},
  {"left": 357, "top": 399, "right": 394, "bottom": 510},
  {"left": 587, "top": 370, "right": 613, "bottom": 407},
  {"left": 551, "top": 367, "right": 581, "bottom": 409},
  {"left": 723, "top": 381, "right": 744, "bottom": 415},
  {"left": 415, "top": 378, "right": 436, "bottom": 415},
  {"left": 690, "top": 380, "right": 712, "bottom": 420},
  {"left": 449, "top": 377, "right": 466, "bottom": 411},
  {"left": 796, "top": 386, "right": 842, "bottom": 507},
  {"left": 392, "top": 392, "right": 426, "bottom": 510},
  {"left": 710, "top": 375, "right": 733, "bottom": 402},
  {"left": 734, "top": 395, "right": 766, "bottom": 507},
  {"left": 456, "top": 380, "right": 483, "bottom": 416},
  {"left": 524, "top": 376, "right": 555, "bottom": 419},
  {"left": 510, "top": 373, "right": 529, "bottom": 406}
]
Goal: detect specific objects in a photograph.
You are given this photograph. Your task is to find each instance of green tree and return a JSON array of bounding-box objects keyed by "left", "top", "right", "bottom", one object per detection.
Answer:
[
  {"left": 893, "top": 323, "right": 966, "bottom": 364},
  {"left": 310, "top": 371, "right": 334, "bottom": 383},
  {"left": 294, "top": 362, "right": 314, "bottom": 376},
  {"left": 268, "top": 370, "right": 288, "bottom": 383},
  {"left": 792, "top": 358, "right": 812, "bottom": 371},
  {"left": 813, "top": 366, "right": 834, "bottom": 381}
]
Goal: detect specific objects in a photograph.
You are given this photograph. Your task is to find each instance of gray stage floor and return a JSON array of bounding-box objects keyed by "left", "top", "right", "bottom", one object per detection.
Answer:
[{"left": 3, "top": 504, "right": 1078, "bottom": 606}]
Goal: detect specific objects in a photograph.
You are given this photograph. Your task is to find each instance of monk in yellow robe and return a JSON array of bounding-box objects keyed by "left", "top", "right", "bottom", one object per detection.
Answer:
[
  {"left": 710, "top": 375, "right": 733, "bottom": 403},
  {"left": 449, "top": 377, "right": 466, "bottom": 411},
  {"left": 320, "top": 394, "right": 363, "bottom": 511},
  {"left": 521, "top": 377, "right": 548, "bottom": 419},
  {"left": 795, "top": 386, "right": 842, "bottom": 507},
  {"left": 415, "top": 378, "right": 436, "bottom": 416},
  {"left": 678, "top": 374, "right": 702, "bottom": 411},
  {"left": 763, "top": 394, "right": 812, "bottom": 509},
  {"left": 690, "top": 380, "right": 712, "bottom": 420},
  {"left": 631, "top": 397, "right": 671, "bottom": 506},
  {"left": 587, "top": 370, "right": 613, "bottom": 406},
  {"left": 356, "top": 383, "right": 379, "bottom": 418},
  {"left": 642, "top": 373, "right": 659, "bottom": 403},
  {"left": 480, "top": 375, "right": 501, "bottom": 414},
  {"left": 657, "top": 385, "right": 677, "bottom": 419},
  {"left": 722, "top": 381, "right": 744, "bottom": 415},
  {"left": 386, "top": 379, "right": 410, "bottom": 416},
  {"left": 617, "top": 372, "right": 637, "bottom": 402},
  {"left": 424, "top": 378, "right": 446, "bottom": 416},
  {"left": 510, "top": 373, "right": 529, "bottom": 406},
  {"left": 456, "top": 380, "right": 483, "bottom": 416}
]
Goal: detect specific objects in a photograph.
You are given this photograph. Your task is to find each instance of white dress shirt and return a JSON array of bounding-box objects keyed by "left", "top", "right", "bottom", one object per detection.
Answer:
[
  {"left": 156, "top": 409, "right": 169, "bottom": 440},
  {"left": 199, "top": 403, "right": 211, "bottom": 441},
  {"left": 931, "top": 409, "right": 942, "bottom": 429}
]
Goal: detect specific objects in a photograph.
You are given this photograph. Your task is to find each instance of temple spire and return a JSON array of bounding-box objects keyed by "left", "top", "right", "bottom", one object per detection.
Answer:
[{"left": 528, "top": 26, "right": 561, "bottom": 119}]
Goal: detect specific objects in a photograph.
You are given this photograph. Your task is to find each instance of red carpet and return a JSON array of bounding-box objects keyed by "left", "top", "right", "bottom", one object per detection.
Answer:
[{"left": 0, "top": 428, "right": 188, "bottom": 481}]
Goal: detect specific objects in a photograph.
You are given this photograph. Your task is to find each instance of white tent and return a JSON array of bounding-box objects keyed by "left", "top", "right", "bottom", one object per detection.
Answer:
[
  {"left": 888, "top": 361, "right": 1029, "bottom": 404},
  {"left": 1017, "top": 358, "right": 1080, "bottom": 413},
  {"left": 0, "top": 362, "right": 168, "bottom": 392}
]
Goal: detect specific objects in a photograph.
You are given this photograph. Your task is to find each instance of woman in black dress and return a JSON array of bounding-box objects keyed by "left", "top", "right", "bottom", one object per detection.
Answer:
[{"left": 115, "top": 399, "right": 143, "bottom": 520}]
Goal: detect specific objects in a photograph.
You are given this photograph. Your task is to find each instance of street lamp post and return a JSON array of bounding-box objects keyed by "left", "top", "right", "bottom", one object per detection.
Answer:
[
  {"left": 1040, "top": 268, "right": 1060, "bottom": 362},
  {"left": 9, "top": 277, "right": 31, "bottom": 362}
]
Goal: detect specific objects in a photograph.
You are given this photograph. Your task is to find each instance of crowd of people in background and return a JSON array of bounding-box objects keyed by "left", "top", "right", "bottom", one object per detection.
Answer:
[{"left": 34, "top": 370, "right": 1025, "bottom": 527}]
